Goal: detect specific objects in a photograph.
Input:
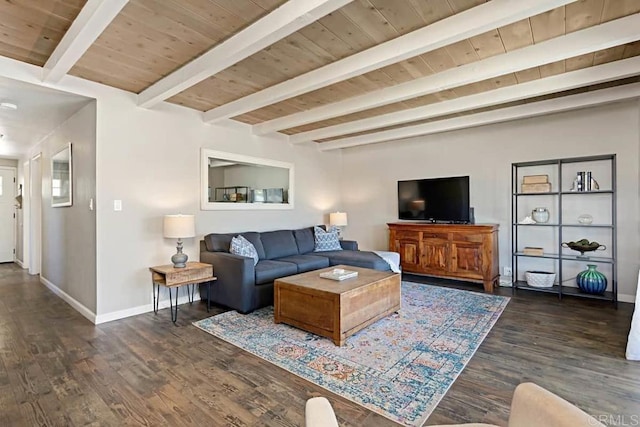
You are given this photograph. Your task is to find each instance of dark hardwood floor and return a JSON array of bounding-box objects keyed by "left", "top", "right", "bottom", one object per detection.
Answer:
[{"left": 0, "top": 263, "right": 638, "bottom": 426}]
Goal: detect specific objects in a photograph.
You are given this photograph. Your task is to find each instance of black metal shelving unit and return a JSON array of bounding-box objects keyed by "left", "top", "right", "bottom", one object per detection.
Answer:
[{"left": 511, "top": 154, "right": 617, "bottom": 305}]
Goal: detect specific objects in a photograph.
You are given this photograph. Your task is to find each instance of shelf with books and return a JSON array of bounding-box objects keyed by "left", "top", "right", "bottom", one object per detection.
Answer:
[{"left": 511, "top": 154, "right": 617, "bottom": 305}]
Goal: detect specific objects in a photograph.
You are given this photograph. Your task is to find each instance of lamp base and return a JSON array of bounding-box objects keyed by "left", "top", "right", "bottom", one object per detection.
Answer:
[
  {"left": 171, "top": 239, "right": 188, "bottom": 268},
  {"left": 171, "top": 252, "right": 188, "bottom": 268}
]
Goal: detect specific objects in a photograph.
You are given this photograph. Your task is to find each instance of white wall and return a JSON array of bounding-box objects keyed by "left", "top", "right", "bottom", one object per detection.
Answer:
[
  {"left": 0, "top": 159, "right": 17, "bottom": 167},
  {"left": 94, "top": 91, "right": 342, "bottom": 319},
  {"left": 224, "top": 164, "right": 289, "bottom": 191},
  {"left": 341, "top": 101, "right": 640, "bottom": 301},
  {"left": 26, "top": 102, "right": 97, "bottom": 312}
]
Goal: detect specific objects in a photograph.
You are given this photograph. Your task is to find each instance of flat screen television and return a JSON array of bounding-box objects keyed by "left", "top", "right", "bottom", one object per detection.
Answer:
[{"left": 398, "top": 176, "right": 470, "bottom": 222}]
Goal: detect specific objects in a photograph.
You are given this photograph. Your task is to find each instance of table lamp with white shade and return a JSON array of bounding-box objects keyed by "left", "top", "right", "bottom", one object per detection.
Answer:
[
  {"left": 329, "top": 211, "right": 348, "bottom": 239},
  {"left": 163, "top": 214, "right": 195, "bottom": 268}
]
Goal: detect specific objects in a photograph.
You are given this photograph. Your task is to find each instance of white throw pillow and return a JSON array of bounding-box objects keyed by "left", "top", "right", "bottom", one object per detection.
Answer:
[
  {"left": 313, "top": 226, "right": 342, "bottom": 252},
  {"left": 230, "top": 235, "right": 259, "bottom": 265}
]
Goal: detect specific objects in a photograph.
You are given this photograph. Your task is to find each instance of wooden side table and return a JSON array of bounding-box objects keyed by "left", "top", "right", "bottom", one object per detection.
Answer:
[{"left": 149, "top": 262, "right": 216, "bottom": 324}]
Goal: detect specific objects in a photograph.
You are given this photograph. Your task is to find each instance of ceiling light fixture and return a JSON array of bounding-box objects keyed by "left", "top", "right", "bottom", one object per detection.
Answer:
[{"left": 0, "top": 102, "right": 18, "bottom": 110}]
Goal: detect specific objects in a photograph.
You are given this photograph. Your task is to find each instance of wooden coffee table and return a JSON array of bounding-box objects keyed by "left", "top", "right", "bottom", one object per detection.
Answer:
[{"left": 274, "top": 265, "right": 401, "bottom": 346}]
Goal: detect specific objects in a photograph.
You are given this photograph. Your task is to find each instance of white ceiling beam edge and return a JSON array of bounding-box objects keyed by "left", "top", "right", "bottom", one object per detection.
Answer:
[
  {"left": 137, "top": 0, "right": 352, "bottom": 109},
  {"left": 291, "top": 57, "right": 640, "bottom": 143},
  {"left": 204, "top": 0, "right": 578, "bottom": 124},
  {"left": 264, "top": 13, "right": 640, "bottom": 137},
  {"left": 317, "top": 82, "right": 640, "bottom": 151},
  {"left": 42, "top": 0, "right": 129, "bottom": 83},
  {"left": 211, "top": 118, "right": 291, "bottom": 143}
]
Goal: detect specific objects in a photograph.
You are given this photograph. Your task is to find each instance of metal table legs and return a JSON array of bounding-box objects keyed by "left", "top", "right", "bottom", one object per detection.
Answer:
[{"left": 153, "top": 282, "right": 211, "bottom": 324}]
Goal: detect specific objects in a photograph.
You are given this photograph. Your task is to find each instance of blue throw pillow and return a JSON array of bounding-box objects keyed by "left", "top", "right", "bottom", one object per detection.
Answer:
[
  {"left": 313, "top": 226, "right": 342, "bottom": 252},
  {"left": 230, "top": 235, "right": 259, "bottom": 265}
]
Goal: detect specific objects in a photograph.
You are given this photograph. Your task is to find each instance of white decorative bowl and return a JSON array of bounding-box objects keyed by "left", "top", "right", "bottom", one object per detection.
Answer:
[
  {"left": 578, "top": 214, "right": 593, "bottom": 225},
  {"left": 525, "top": 271, "right": 556, "bottom": 288}
]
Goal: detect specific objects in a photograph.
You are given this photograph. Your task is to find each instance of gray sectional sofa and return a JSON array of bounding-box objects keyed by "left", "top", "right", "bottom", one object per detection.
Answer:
[{"left": 199, "top": 226, "right": 390, "bottom": 313}]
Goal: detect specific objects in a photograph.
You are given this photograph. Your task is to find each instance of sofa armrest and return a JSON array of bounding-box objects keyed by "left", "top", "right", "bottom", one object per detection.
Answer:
[
  {"left": 200, "top": 251, "right": 256, "bottom": 314},
  {"left": 340, "top": 240, "right": 358, "bottom": 251}
]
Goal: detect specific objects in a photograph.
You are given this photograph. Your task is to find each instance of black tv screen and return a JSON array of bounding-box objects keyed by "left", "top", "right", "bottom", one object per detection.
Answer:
[{"left": 398, "top": 176, "right": 470, "bottom": 222}]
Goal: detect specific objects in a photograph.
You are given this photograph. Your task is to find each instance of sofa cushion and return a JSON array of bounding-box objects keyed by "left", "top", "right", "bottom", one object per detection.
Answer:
[
  {"left": 203, "top": 232, "right": 265, "bottom": 258},
  {"left": 314, "top": 226, "right": 342, "bottom": 252},
  {"left": 261, "top": 230, "right": 299, "bottom": 260},
  {"left": 255, "top": 260, "right": 298, "bottom": 285},
  {"left": 294, "top": 227, "right": 316, "bottom": 254},
  {"left": 239, "top": 232, "right": 266, "bottom": 259},
  {"left": 204, "top": 233, "right": 234, "bottom": 252},
  {"left": 321, "top": 250, "right": 390, "bottom": 271},
  {"left": 230, "top": 235, "right": 259, "bottom": 266},
  {"left": 276, "top": 254, "right": 330, "bottom": 273}
]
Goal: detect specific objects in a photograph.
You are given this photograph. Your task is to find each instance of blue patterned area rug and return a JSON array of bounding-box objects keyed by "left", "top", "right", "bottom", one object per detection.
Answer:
[{"left": 193, "top": 282, "right": 509, "bottom": 426}]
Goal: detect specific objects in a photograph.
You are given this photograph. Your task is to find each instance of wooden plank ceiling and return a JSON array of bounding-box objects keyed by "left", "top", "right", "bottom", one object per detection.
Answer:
[
  {"left": 1, "top": 0, "right": 639, "bottom": 148},
  {"left": 69, "top": 0, "right": 288, "bottom": 92},
  {"left": 0, "top": 0, "right": 87, "bottom": 66}
]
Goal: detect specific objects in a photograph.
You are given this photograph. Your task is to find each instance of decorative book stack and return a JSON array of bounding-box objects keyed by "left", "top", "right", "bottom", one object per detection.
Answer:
[
  {"left": 521, "top": 175, "right": 551, "bottom": 193},
  {"left": 319, "top": 268, "right": 358, "bottom": 281},
  {"left": 523, "top": 246, "right": 544, "bottom": 256}
]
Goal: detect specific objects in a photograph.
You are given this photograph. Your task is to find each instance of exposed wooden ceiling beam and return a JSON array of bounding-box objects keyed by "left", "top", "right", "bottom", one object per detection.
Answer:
[
  {"left": 317, "top": 82, "right": 640, "bottom": 151},
  {"left": 42, "top": 0, "right": 129, "bottom": 83},
  {"left": 203, "top": 0, "right": 579, "bottom": 124},
  {"left": 137, "top": 0, "right": 352, "bottom": 109},
  {"left": 291, "top": 57, "right": 640, "bottom": 143},
  {"left": 264, "top": 13, "right": 640, "bottom": 137}
]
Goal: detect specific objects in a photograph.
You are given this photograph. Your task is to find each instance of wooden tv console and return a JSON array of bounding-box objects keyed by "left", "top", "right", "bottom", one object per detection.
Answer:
[{"left": 388, "top": 222, "right": 499, "bottom": 292}]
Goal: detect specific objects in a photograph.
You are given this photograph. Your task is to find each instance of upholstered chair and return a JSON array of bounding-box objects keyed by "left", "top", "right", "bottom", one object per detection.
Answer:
[{"left": 305, "top": 383, "right": 605, "bottom": 427}]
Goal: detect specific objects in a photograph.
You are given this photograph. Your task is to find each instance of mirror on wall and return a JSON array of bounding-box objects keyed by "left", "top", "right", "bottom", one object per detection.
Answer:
[
  {"left": 201, "top": 148, "right": 294, "bottom": 210},
  {"left": 51, "top": 142, "right": 72, "bottom": 207}
]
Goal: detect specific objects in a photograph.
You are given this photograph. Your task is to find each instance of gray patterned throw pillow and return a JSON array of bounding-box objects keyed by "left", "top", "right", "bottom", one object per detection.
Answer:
[
  {"left": 230, "top": 235, "right": 259, "bottom": 265},
  {"left": 313, "top": 226, "right": 342, "bottom": 252}
]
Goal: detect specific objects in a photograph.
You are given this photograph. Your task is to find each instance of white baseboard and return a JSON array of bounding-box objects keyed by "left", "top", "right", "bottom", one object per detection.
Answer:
[
  {"left": 40, "top": 276, "right": 97, "bottom": 324},
  {"left": 94, "top": 294, "right": 202, "bottom": 324},
  {"left": 41, "top": 274, "right": 204, "bottom": 325},
  {"left": 619, "top": 293, "right": 636, "bottom": 303},
  {"left": 14, "top": 259, "right": 25, "bottom": 269}
]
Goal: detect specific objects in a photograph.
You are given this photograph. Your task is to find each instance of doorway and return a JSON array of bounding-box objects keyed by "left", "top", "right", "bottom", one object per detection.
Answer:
[
  {"left": 29, "top": 154, "right": 41, "bottom": 275},
  {"left": 21, "top": 160, "right": 29, "bottom": 269},
  {"left": 0, "top": 166, "right": 16, "bottom": 263}
]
